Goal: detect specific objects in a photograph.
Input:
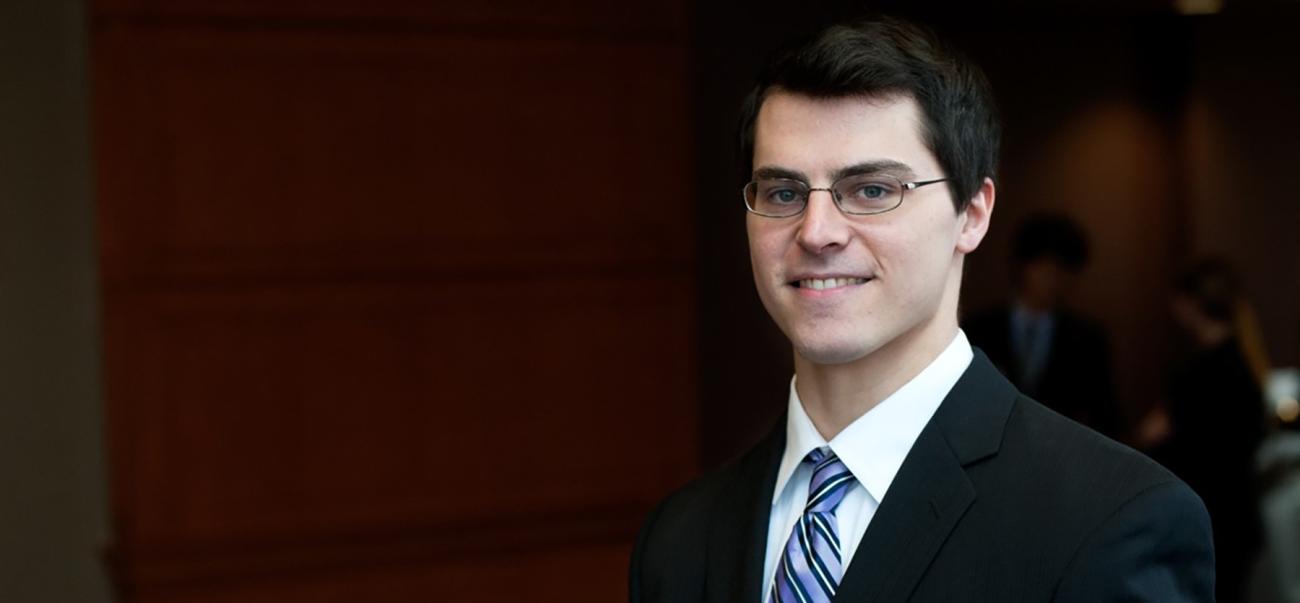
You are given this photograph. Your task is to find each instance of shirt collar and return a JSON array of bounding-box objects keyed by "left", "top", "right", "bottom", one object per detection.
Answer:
[{"left": 772, "top": 329, "right": 975, "bottom": 505}]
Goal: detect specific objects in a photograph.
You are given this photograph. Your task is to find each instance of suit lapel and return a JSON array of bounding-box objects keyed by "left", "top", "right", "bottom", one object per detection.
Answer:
[
  {"left": 832, "top": 423, "right": 975, "bottom": 602},
  {"left": 834, "top": 351, "right": 1017, "bottom": 602},
  {"left": 706, "top": 420, "right": 785, "bottom": 603}
]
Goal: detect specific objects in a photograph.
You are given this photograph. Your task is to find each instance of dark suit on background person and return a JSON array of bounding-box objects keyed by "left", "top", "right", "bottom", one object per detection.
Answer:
[
  {"left": 965, "top": 306, "right": 1122, "bottom": 439},
  {"left": 1159, "top": 337, "right": 1264, "bottom": 603},
  {"left": 1152, "top": 258, "right": 1271, "bottom": 602},
  {"left": 629, "top": 351, "right": 1215, "bottom": 602}
]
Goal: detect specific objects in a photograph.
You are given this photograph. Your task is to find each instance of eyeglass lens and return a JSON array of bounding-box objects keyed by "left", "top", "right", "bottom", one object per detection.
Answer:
[{"left": 744, "top": 175, "right": 905, "bottom": 217}]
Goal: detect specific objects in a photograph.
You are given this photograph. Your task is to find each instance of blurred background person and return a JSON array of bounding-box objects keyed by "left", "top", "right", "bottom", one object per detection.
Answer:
[
  {"left": 965, "top": 213, "right": 1123, "bottom": 440},
  {"left": 1146, "top": 258, "right": 1269, "bottom": 603}
]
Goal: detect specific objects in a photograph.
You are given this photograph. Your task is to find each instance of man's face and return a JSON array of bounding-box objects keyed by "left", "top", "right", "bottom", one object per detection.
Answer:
[{"left": 747, "top": 91, "right": 989, "bottom": 366}]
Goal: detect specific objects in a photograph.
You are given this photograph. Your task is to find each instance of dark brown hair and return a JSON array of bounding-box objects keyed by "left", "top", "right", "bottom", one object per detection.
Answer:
[{"left": 737, "top": 16, "right": 1000, "bottom": 212}]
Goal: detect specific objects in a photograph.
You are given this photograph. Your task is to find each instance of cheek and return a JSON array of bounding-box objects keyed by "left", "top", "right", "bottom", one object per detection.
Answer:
[
  {"left": 871, "top": 230, "right": 953, "bottom": 298},
  {"left": 911, "top": 213, "right": 959, "bottom": 264},
  {"left": 745, "top": 220, "right": 762, "bottom": 265},
  {"left": 746, "top": 222, "right": 787, "bottom": 272}
]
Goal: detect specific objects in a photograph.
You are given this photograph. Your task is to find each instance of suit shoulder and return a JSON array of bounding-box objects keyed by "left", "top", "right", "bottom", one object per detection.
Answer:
[
  {"left": 635, "top": 434, "right": 773, "bottom": 546},
  {"left": 1054, "top": 471, "right": 1214, "bottom": 601},
  {"left": 998, "top": 396, "right": 1183, "bottom": 509},
  {"left": 640, "top": 463, "right": 736, "bottom": 542},
  {"left": 954, "top": 395, "right": 1211, "bottom": 596},
  {"left": 631, "top": 452, "right": 760, "bottom": 602}
]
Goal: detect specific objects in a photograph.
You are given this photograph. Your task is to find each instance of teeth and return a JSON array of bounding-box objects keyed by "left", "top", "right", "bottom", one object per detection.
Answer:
[{"left": 798, "top": 277, "right": 868, "bottom": 289}]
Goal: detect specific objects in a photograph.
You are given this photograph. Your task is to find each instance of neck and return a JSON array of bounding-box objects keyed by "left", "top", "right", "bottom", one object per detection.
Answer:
[{"left": 794, "top": 308, "right": 959, "bottom": 441}]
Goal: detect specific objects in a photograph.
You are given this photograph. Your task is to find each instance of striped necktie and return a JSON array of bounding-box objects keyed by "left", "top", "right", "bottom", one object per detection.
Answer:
[{"left": 770, "top": 447, "right": 857, "bottom": 603}]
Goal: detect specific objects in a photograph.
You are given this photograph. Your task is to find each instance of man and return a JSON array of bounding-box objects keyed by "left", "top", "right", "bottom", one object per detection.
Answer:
[
  {"left": 964, "top": 214, "right": 1123, "bottom": 440},
  {"left": 630, "top": 16, "right": 1214, "bottom": 603}
]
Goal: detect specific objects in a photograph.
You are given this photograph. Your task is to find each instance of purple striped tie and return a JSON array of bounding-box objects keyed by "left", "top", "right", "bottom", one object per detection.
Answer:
[{"left": 770, "top": 447, "right": 857, "bottom": 603}]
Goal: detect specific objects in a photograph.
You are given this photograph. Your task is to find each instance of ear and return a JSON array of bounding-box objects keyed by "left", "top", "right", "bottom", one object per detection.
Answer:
[{"left": 956, "top": 177, "right": 995, "bottom": 254}]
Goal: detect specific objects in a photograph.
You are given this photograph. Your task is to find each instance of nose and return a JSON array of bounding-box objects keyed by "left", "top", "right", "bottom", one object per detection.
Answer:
[{"left": 795, "top": 189, "right": 851, "bottom": 254}]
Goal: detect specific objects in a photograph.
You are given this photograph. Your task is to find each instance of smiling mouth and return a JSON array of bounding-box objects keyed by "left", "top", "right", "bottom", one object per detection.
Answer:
[{"left": 791, "top": 277, "right": 872, "bottom": 290}]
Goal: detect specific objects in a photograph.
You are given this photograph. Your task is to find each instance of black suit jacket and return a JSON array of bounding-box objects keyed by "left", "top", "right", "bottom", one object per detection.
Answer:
[
  {"left": 630, "top": 351, "right": 1214, "bottom": 602},
  {"left": 964, "top": 307, "right": 1121, "bottom": 439}
]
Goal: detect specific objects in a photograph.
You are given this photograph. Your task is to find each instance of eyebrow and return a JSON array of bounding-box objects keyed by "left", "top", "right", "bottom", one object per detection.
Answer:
[
  {"left": 752, "top": 160, "right": 918, "bottom": 183},
  {"left": 831, "top": 160, "right": 917, "bottom": 182},
  {"left": 751, "top": 166, "right": 808, "bottom": 181}
]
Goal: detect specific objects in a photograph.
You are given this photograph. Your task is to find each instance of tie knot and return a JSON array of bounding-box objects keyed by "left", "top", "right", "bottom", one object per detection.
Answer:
[{"left": 803, "top": 447, "right": 855, "bottom": 514}]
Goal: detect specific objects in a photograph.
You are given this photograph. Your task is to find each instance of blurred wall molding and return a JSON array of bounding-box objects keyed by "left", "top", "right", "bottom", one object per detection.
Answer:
[{"left": 108, "top": 501, "right": 643, "bottom": 594}]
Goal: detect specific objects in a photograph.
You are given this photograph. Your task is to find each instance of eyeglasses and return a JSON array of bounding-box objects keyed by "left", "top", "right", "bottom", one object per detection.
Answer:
[{"left": 742, "top": 175, "right": 949, "bottom": 218}]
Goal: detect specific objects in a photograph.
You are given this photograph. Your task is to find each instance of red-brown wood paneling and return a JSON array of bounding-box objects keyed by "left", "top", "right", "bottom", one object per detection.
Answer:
[
  {"left": 130, "top": 543, "right": 631, "bottom": 603},
  {"left": 93, "top": 3, "right": 694, "bottom": 601},
  {"left": 93, "top": 25, "right": 692, "bottom": 282},
  {"left": 93, "top": 0, "right": 686, "bottom": 37}
]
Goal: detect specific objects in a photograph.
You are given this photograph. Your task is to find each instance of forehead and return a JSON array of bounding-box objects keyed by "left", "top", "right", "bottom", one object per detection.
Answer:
[{"left": 752, "top": 91, "right": 937, "bottom": 178}]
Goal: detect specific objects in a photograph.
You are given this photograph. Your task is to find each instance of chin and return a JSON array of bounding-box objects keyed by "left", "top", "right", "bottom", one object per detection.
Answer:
[{"left": 790, "top": 334, "right": 879, "bottom": 366}]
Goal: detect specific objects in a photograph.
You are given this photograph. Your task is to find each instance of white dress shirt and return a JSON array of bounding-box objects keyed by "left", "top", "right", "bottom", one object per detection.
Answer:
[{"left": 761, "top": 330, "right": 974, "bottom": 602}]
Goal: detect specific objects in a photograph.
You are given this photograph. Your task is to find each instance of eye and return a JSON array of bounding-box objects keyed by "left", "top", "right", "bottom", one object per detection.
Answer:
[
  {"left": 834, "top": 177, "right": 903, "bottom": 214},
  {"left": 853, "top": 182, "right": 893, "bottom": 199},
  {"left": 859, "top": 184, "right": 886, "bottom": 198},
  {"left": 755, "top": 180, "right": 805, "bottom": 205},
  {"left": 769, "top": 188, "right": 800, "bottom": 204}
]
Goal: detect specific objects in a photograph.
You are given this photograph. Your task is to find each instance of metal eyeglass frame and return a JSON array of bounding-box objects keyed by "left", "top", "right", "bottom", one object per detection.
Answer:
[{"left": 742, "top": 176, "right": 950, "bottom": 218}]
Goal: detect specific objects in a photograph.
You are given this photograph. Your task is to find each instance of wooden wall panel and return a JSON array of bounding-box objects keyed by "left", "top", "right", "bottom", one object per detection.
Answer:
[
  {"left": 94, "top": 26, "right": 691, "bottom": 281},
  {"left": 130, "top": 543, "right": 631, "bottom": 603},
  {"left": 93, "top": 1, "right": 694, "bottom": 600},
  {"left": 93, "top": 0, "right": 686, "bottom": 36},
  {"left": 108, "top": 277, "right": 694, "bottom": 546}
]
